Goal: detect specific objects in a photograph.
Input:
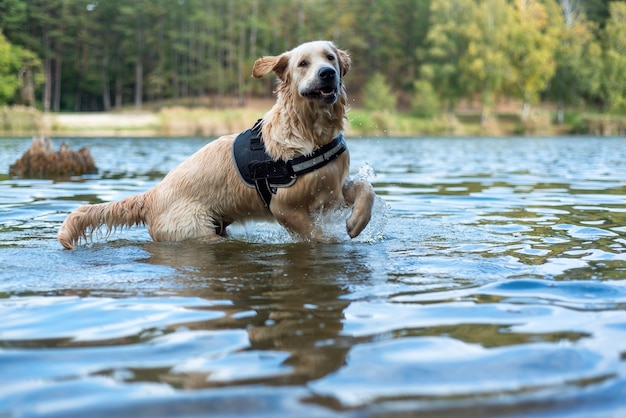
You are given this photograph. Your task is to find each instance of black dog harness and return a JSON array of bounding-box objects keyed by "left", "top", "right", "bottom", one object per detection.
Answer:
[{"left": 232, "top": 120, "right": 347, "bottom": 208}]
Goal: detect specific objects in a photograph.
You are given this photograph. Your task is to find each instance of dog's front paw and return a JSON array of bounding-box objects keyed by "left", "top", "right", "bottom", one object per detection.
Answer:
[
  {"left": 343, "top": 179, "right": 375, "bottom": 238},
  {"left": 347, "top": 215, "right": 367, "bottom": 238},
  {"left": 346, "top": 203, "right": 373, "bottom": 238}
]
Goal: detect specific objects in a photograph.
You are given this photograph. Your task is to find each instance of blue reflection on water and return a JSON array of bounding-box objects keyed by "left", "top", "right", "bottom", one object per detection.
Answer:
[{"left": 1, "top": 136, "right": 626, "bottom": 417}]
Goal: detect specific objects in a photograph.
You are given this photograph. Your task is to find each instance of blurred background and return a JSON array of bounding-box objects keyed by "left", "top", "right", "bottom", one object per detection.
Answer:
[{"left": 0, "top": 0, "right": 624, "bottom": 136}]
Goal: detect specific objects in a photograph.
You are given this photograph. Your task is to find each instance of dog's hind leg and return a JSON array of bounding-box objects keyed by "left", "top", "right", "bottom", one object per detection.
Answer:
[{"left": 147, "top": 204, "right": 224, "bottom": 243}]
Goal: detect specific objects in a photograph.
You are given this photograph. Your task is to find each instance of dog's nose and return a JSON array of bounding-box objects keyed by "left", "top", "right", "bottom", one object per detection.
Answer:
[{"left": 319, "top": 67, "right": 337, "bottom": 80}]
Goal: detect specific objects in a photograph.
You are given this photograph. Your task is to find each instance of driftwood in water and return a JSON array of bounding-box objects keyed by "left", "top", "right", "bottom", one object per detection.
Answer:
[{"left": 9, "top": 136, "right": 98, "bottom": 178}]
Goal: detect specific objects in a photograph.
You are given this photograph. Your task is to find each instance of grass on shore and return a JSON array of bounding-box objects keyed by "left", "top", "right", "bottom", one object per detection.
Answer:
[
  {"left": 0, "top": 106, "right": 44, "bottom": 135},
  {"left": 1, "top": 104, "right": 624, "bottom": 138}
]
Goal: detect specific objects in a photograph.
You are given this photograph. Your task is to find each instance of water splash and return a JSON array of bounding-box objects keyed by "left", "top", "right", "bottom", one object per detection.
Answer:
[
  {"left": 228, "top": 221, "right": 292, "bottom": 244},
  {"left": 228, "top": 163, "right": 387, "bottom": 244},
  {"left": 355, "top": 162, "right": 389, "bottom": 243},
  {"left": 359, "top": 193, "right": 389, "bottom": 243},
  {"left": 355, "top": 161, "right": 377, "bottom": 182},
  {"left": 312, "top": 163, "right": 388, "bottom": 243}
]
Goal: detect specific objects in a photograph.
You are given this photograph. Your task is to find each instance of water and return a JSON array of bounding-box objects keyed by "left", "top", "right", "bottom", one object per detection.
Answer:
[{"left": 1, "top": 136, "right": 626, "bottom": 417}]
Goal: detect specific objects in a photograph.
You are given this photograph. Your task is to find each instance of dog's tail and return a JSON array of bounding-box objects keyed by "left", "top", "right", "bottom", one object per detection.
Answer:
[{"left": 57, "top": 193, "right": 147, "bottom": 249}]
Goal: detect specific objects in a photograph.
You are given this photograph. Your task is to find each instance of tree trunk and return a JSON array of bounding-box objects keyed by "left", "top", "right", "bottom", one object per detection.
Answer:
[
  {"left": 522, "top": 91, "right": 531, "bottom": 119},
  {"left": 53, "top": 55, "right": 62, "bottom": 112},
  {"left": 481, "top": 105, "right": 491, "bottom": 126},
  {"left": 102, "top": 77, "right": 111, "bottom": 111},
  {"left": 74, "top": 87, "right": 82, "bottom": 111},
  {"left": 522, "top": 101, "right": 531, "bottom": 119},
  {"left": 480, "top": 89, "right": 493, "bottom": 126},
  {"left": 115, "top": 77, "right": 122, "bottom": 109},
  {"left": 135, "top": 60, "right": 143, "bottom": 109},
  {"left": 18, "top": 67, "right": 35, "bottom": 107},
  {"left": 134, "top": 10, "right": 144, "bottom": 109},
  {"left": 249, "top": 0, "right": 258, "bottom": 61},
  {"left": 43, "top": 32, "right": 52, "bottom": 113},
  {"left": 237, "top": 18, "right": 246, "bottom": 107},
  {"left": 557, "top": 99, "right": 564, "bottom": 125},
  {"left": 102, "top": 53, "right": 111, "bottom": 111}
]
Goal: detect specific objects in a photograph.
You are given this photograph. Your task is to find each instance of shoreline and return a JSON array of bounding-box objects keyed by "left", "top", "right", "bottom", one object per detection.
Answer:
[{"left": 1, "top": 107, "right": 625, "bottom": 138}]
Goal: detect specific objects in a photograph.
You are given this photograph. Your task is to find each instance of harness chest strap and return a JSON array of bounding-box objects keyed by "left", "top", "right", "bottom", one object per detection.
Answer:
[{"left": 232, "top": 121, "right": 347, "bottom": 208}]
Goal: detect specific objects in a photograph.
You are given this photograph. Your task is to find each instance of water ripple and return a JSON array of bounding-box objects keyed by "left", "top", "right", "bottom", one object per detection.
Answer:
[{"left": 2, "top": 136, "right": 626, "bottom": 417}]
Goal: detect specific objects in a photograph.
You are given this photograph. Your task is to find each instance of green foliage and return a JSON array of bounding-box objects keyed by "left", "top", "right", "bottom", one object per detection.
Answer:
[
  {"left": 0, "top": 29, "right": 21, "bottom": 103},
  {"left": 507, "top": 0, "right": 560, "bottom": 116},
  {"left": 0, "top": 0, "right": 26, "bottom": 35},
  {"left": 419, "top": 0, "right": 476, "bottom": 111},
  {"left": 547, "top": 1, "right": 602, "bottom": 121},
  {"left": 348, "top": 108, "right": 464, "bottom": 137},
  {"left": 411, "top": 80, "right": 440, "bottom": 118},
  {"left": 459, "top": 0, "right": 516, "bottom": 121},
  {"left": 0, "top": 0, "right": 622, "bottom": 117},
  {"left": 362, "top": 73, "right": 397, "bottom": 113},
  {"left": 603, "top": 2, "right": 626, "bottom": 114}
]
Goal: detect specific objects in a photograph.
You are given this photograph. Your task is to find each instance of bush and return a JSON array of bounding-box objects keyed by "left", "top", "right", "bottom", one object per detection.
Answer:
[
  {"left": 348, "top": 109, "right": 384, "bottom": 136},
  {"left": 584, "top": 114, "right": 626, "bottom": 136},
  {"left": 563, "top": 111, "right": 588, "bottom": 134},
  {"left": 362, "top": 73, "right": 397, "bottom": 112},
  {"left": 411, "top": 80, "right": 440, "bottom": 118},
  {"left": 519, "top": 110, "right": 552, "bottom": 135}
]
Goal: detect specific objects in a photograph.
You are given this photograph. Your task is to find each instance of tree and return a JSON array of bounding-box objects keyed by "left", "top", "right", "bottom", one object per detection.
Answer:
[
  {"left": 0, "top": 0, "right": 622, "bottom": 115},
  {"left": 459, "top": 0, "right": 516, "bottom": 123},
  {"left": 0, "top": 29, "right": 40, "bottom": 105},
  {"left": 548, "top": 0, "right": 602, "bottom": 124},
  {"left": 507, "top": 0, "right": 560, "bottom": 119},
  {"left": 0, "top": 0, "right": 26, "bottom": 38},
  {"left": 0, "top": 30, "right": 20, "bottom": 103},
  {"left": 582, "top": 0, "right": 612, "bottom": 29},
  {"left": 419, "top": 0, "right": 476, "bottom": 112},
  {"left": 363, "top": 72, "right": 397, "bottom": 112},
  {"left": 602, "top": 2, "right": 626, "bottom": 113},
  {"left": 411, "top": 79, "right": 440, "bottom": 118},
  {"left": 15, "top": 45, "right": 42, "bottom": 106}
]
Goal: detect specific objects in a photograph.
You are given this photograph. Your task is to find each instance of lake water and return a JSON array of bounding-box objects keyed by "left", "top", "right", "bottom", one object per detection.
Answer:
[{"left": 1, "top": 135, "right": 626, "bottom": 417}]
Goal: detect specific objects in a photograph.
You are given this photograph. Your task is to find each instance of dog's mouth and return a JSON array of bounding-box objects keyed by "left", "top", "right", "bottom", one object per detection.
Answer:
[{"left": 301, "top": 85, "right": 338, "bottom": 104}]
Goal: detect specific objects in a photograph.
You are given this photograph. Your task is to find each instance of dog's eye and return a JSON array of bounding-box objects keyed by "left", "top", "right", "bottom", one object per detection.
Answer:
[
  {"left": 326, "top": 54, "right": 335, "bottom": 61},
  {"left": 298, "top": 60, "right": 308, "bottom": 67}
]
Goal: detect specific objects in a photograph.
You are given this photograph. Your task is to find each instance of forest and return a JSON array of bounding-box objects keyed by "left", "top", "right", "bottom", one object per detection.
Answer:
[{"left": 0, "top": 0, "right": 625, "bottom": 131}]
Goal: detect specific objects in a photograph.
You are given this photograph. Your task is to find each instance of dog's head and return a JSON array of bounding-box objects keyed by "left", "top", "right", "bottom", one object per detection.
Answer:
[{"left": 252, "top": 41, "right": 351, "bottom": 105}]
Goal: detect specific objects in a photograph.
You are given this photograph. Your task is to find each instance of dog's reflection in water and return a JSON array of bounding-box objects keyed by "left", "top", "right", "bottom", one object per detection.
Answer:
[{"left": 142, "top": 239, "right": 373, "bottom": 388}]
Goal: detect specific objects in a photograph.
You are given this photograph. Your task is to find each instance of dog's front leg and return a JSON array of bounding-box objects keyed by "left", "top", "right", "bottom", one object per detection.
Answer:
[
  {"left": 343, "top": 178, "right": 375, "bottom": 238},
  {"left": 272, "top": 207, "right": 324, "bottom": 242}
]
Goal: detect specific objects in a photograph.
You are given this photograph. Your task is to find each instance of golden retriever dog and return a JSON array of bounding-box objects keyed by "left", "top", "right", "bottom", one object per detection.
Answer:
[{"left": 57, "top": 40, "right": 375, "bottom": 249}]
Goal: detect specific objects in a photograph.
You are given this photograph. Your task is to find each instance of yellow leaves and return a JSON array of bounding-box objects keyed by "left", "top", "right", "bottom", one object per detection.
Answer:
[
  {"left": 604, "top": 2, "right": 626, "bottom": 113},
  {"left": 421, "top": 0, "right": 622, "bottom": 115},
  {"left": 505, "top": 0, "right": 560, "bottom": 105},
  {"left": 606, "top": 2, "right": 626, "bottom": 54},
  {"left": 515, "top": 0, "right": 549, "bottom": 29}
]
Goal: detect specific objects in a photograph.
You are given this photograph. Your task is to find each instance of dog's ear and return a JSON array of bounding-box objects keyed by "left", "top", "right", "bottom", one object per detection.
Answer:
[
  {"left": 252, "top": 53, "right": 289, "bottom": 80},
  {"left": 332, "top": 45, "right": 351, "bottom": 77}
]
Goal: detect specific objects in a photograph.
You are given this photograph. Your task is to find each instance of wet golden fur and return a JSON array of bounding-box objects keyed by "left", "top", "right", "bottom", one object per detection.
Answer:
[{"left": 57, "top": 41, "right": 375, "bottom": 249}]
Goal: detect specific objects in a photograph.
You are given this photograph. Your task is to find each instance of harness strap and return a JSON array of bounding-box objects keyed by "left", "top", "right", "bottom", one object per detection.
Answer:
[
  {"left": 254, "top": 177, "right": 274, "bottom": 209},
  {"left": 289, "top": 135, "right": 346, "bottom": 176},
  {"left": 232, "top": 120, "right": 347, "bottom": 208}
]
